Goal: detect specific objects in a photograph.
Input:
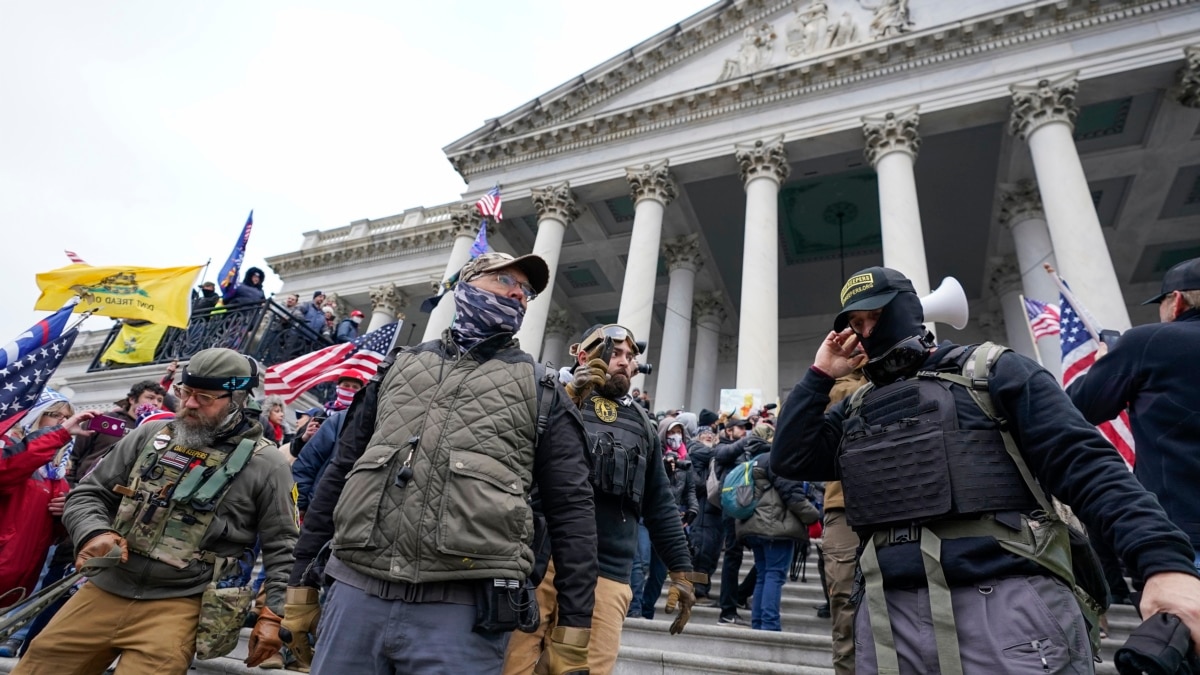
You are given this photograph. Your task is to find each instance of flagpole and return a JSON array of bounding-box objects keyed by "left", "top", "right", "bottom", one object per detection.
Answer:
[
  {"left": 64, "top": 310, "right": 97, "bottom": 334},
  {"left": 1017, "top": 293, "right": 1045, "bottom": 366},
  {"left": 1042, "top": 263, "right": 1101, "bottom": 343},
  {"left": 198, "top": 257, "right": 212, "bottom": 285}
]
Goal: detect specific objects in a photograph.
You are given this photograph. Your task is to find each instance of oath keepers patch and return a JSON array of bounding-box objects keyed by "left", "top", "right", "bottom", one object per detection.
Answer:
[
  {"left": 593, "top": 397, "right": 619, "bottom": 423},
  {"left": 159, "top": 448, "right": 207, "bottom": 472},
  {"left": 840, "top": 273, "right": 875, "bottom": 307}
]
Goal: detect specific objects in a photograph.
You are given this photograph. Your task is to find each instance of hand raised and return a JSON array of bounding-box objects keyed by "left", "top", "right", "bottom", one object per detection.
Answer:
[{"left": 813, "top": 329, "right": 868, "bottom": 379}]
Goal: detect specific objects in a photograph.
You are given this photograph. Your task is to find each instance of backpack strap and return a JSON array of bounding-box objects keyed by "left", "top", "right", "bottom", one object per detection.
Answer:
[
  {"left": 533, "top": 363, "right": 560, "bottom": 449},
  {"left": 844, "top": 380, "right": 875, "bottom": 419}
]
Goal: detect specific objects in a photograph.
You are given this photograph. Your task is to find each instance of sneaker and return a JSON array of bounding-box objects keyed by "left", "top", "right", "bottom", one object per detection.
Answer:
[
  {"left": 0, "top": 637, "right": 22, "bottom": 658},
  {"left": 718, "top": 614, "right": 750, "bottom": 627}
]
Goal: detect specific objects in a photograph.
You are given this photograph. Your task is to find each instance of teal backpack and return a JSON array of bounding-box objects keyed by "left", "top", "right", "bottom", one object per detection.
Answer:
[{"left": 721, "top": 454, "right": 764, "bottom": 520}]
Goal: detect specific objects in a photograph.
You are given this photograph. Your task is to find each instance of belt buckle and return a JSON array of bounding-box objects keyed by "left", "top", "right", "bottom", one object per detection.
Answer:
[{"left": 888, "top": 524, "right": 920, "bottom": 545}]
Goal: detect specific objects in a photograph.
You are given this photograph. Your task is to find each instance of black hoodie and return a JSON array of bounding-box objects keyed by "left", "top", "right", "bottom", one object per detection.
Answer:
[{"left": 227, "top": 266, "right": 266, "bottom": 306}]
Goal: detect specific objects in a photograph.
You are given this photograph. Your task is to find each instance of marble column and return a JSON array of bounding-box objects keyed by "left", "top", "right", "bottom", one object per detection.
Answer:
[
  {"left": 989, "top": 259, "right": 1037, "bottom": 360},
  {"left": 863, "top": 107, "right": 933, "bottom": 302},
  {"left": 1173, "top": 46, "right": 1200, "bottom": 108},
  {"left": 541, "top": 309, "right": 575, "bottom": 369},
  {"left": 367, "top": 284, "right": 407, "bottom": 332},
  {"left": 1010, "top": 73, "right": 1131, "bottom": 332},
  {"left": 617, "top": 161, "right": 677, "bottom": 373},
  {"left": 734, "top": 137, "right": 789, "bottom": 400},
  {"left": 999, "top": 179, "right": 1063, "bottom": 378},
  {"left": 655, "top": 235, "right": 703, "bottom": 412},
  {"left": 422, "top": 204, "right": 481, "bottom": 341},
  {"left": 689, "top": 292, "right": 725, "bottom": 413},
  {"left": 515, "top": 183, "right": 579, "bottom": 359}
]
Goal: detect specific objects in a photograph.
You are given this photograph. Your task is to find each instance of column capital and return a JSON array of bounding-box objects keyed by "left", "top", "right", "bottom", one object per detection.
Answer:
[
  {"left": 988, "top": 258, "right": 1023, "bottom": 297},
  {"left": 544, "top": 309, "right": 576, "bottom": 340},
  {"left": 662, "top": 234, "right": 703, "bottom": 273},
  {"left": 693, "top": 292, "right": 727, "bottom": 325},
  {"left": 449, "top": 204, "right": 479, "bottom": 239},
  {"left": 735, "top": 136, "right": 790, "bottom": 187},
  {"left": 369, "top": 284, "right": 408, "bottom": 319},
  {"left": 998, "top": 178, "right": 1045, "bottom": 229},
  {"left": 1173, "top": 46, "right": 1200, "bottom": 108},
  {"left": 1009, "top": 72, "right": 1079, "bottom": 141},
  {"left": 862, "top": 106, "right": 921, "bottom": 166},
  {"left": 531, "top": 182, "right": 580, "bottom": 225},
  {"left": 625, "top": 159, "right": 678, "bottom": 207}
]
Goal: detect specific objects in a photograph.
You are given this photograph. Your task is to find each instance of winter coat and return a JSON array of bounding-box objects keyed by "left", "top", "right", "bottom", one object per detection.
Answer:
[
  {"left": 226, "top": 267, "right": 266, "bottom": 306},
  {"left": 664, "top": 457, "right": 699, "bottom": 520},
  {"left": 736, "top": 453, "right": 820, "bottom": 543},
  {"left": 0, "top": 427, "right": 71, "bottom": 609}
]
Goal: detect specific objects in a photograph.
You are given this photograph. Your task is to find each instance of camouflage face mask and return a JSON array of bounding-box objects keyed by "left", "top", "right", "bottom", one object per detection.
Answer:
[{"left": 450, "top": 281, "right": 525, "bottom": 351}]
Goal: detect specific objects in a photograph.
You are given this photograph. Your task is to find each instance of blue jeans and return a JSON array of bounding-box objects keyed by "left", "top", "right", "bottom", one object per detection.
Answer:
[
  {"left": 747, "top": 536, "right": 793, "bottom": 631},
  {"left": 628, "top": 523, "right": 651, "bottom": 617}
]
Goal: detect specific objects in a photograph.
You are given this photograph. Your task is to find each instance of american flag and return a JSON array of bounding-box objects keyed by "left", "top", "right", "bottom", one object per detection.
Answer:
[
  {"left": 475, "top": 186, "right": 503, "bottom": 221},
  {"left": 65, "top": 250, "right": 87, "bottom": 264},
  {"left": 0, "top": 330, "right": 79, "bottom": 437},
  {"left": 1059, "top": 288, "right": 1136, "bottom": 469},
  {"left": 264, "top": 321, "right": 400, "bottom": 403},
  {"left": 1023, "top": 297, "right": 1061, "bottom": 339}
]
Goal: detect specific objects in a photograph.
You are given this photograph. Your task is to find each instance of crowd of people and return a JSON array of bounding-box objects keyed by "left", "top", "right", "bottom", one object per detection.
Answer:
[{"left": 1, "top": 253, "right": 1199, "bottom": 675}]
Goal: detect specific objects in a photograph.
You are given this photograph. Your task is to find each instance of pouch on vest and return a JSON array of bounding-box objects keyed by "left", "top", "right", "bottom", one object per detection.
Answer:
[{"left": 194, "top": 554, "right": 254, "bottom": 660}]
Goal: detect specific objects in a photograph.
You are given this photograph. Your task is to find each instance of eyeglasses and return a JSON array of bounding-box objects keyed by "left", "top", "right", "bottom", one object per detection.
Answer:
[
  {"left": 491, "top": 273, "right": 538, "bottom": 301},
  {"left": 173, "top": 384, "right": 232, "bottom": 406},
  {"left": 42, "top": 411, "right": 68, "bottom": 421}
]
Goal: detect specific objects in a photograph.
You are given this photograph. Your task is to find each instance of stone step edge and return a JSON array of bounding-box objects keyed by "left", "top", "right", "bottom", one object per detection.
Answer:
[{"left": 617, "top": 645, "right": 833, "bottom": 674}]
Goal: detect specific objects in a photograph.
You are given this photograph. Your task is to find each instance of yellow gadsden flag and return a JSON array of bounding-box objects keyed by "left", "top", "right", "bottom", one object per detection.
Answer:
[
  {"left": 99, "top": 321, "right": 170, "bottom": 365},
  {"left": 35, "top": 264, "right": 202, "bottom": 328}
]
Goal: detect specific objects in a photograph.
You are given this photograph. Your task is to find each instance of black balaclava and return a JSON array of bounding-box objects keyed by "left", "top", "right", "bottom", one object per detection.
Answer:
[{"left": 858, "top": 292, "right": 933, "bottom": 384}]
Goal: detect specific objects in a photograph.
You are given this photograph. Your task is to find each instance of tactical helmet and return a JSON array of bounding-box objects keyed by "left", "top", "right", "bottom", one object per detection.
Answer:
[{"left": 181, "top": 348, "right": 260, "bottom": 392}]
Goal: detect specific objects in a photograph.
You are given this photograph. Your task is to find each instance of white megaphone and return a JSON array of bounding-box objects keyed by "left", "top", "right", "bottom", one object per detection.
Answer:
[{"left": 921, "top": 277, "right": 969, "bottom": 330}]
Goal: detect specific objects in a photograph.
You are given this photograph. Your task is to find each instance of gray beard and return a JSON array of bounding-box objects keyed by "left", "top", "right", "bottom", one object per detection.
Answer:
[{"left": 173, "top": 421, "right": 217, "bottom": 450}]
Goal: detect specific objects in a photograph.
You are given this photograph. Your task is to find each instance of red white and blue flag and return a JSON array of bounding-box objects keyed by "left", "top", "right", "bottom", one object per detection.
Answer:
[
  {"left": 1023, "top": 297, "right": 1061, "bottom": 340},
  {"left": 475, "top": 186, "right": 503, "bottom": 222},
  {"left": 263, "top": 321, "right": 400, "bottom": 403},
  {"left": 0, "top": 299, "right": 81, "bottom": 436},
  {"left": 1058, "top": 287, "right": 1135, "bottom": 469}
]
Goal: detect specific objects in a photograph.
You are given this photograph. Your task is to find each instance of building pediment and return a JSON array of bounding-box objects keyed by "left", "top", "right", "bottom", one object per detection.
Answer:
[{"left": 443, "top": 0, "right": 1186, "bottom": 180}]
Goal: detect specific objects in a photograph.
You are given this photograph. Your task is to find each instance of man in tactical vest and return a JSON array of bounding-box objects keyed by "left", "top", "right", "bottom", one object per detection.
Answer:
[
  {"left": 14, "top": 348, "right": 298, "bottom": 675},
  {"left": 283, "top": 252, "right": 598, "bottom": 675},
  {"left": 503, "top": 324, "right": 705, "bottom": 675},
  {"left": 772, "top": 266, "right": 1200, "bottom": 674}
]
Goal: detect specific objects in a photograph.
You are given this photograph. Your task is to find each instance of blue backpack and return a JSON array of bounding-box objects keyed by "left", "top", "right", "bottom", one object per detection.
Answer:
[{"left": 721, "top": 454, "right": 764, "bottom": 520}]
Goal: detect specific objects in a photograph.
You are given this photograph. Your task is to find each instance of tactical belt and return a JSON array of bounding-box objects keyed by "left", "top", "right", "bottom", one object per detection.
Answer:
[{"left": 326, "top": 556, "right": 476, "bottom": 605}]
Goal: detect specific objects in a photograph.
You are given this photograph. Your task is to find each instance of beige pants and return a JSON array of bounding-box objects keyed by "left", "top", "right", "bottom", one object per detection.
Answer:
[
  {"left": 822, "top": 508, "right": 859, "bottom": 675},
  {"left": 13, "top": 582, "right": 201, "bottom": 675},
  {"left": 502, "top": 562, "right": 632, "bottom": 675}
]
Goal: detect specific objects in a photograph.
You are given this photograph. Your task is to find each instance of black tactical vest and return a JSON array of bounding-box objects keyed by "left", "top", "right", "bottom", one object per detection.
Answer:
[
  {"left": 838, "top": 374, "right": 1040, "bottom": 531},
  {"left": 579, "top": 394, "right": 653, "bottom": 514}
]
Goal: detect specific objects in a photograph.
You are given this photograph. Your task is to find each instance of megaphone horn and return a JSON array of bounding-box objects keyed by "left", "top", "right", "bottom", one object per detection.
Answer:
[{"left": 921, "top": 277, "right": 969, "bottom": 330}]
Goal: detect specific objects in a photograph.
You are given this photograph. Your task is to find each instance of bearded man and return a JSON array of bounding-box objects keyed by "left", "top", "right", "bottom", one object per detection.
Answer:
[
  {"left": 502, "top": 324, "right": 705, "bottom": 675},
  {"left": 14, "top": 348, "right": 298, "bottom": 675}
]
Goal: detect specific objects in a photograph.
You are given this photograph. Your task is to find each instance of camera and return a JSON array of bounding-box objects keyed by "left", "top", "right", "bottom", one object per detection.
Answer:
[{"left": 637, "top": 362, "right": 653, "bottom": 375}]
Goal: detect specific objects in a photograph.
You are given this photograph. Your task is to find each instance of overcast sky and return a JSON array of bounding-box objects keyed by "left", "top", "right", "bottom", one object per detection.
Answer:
[{"left": 0, "top": 0, "right": 712, "bottom": 346}]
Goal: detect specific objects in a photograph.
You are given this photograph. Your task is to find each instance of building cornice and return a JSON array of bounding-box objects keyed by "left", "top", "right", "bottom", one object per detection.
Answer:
[
  {"left": 446, "top": 0, "right": 1194, "bottom": 179},
  {"left": 267, "top": 215, "right": 459, "bottom": 278}
]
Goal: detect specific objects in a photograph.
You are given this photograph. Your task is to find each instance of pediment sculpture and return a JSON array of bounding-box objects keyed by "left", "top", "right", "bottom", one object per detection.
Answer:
[{"left": 718, "top": 0, "right": 914, "bottom": 81}]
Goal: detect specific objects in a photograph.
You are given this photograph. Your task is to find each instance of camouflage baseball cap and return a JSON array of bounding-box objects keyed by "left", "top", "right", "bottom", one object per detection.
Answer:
[
  {"left": 460, "top": 252, "right": 550, "bottom": 295},
  {"left": 182, "top": 348, "right": 259, "bottom": 391}
]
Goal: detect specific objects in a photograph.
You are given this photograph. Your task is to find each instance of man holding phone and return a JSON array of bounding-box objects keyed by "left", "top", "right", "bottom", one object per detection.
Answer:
[{"left": 70, "top": 381, "right": 165, "bottom": 482}]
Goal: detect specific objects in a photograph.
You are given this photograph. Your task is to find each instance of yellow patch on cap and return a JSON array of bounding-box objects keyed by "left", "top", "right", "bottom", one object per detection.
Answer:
[{"left": 839, "top": 273, "right": 875, "bottom": 307}]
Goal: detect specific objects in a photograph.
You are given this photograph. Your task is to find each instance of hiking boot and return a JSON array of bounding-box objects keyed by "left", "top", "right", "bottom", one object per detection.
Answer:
[
  {"left": 718, "top": 614, "right": 750, "bottom": 627},
  {"left": 815, "top": 603, "right": 831, "bottom": 619}
]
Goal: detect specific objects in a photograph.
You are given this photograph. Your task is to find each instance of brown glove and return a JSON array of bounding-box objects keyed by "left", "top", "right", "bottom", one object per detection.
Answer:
[
  {"left": 565, "top": 357, "right": 607, "bottom": 405},
  {"left": 280, "top": 587, "right": 321, "bottom": 672},
  {"left": 245, "top": 606, "right": 284, "bottom": 668},
  {"left": 664, "top": 571, "right": 707, "bottom": 635},
  {"left": 538, "top": 625, "right": 590, "bottom": 675},
  {"left": 75, "top": 532, "right": 128, "bottom": 572}
]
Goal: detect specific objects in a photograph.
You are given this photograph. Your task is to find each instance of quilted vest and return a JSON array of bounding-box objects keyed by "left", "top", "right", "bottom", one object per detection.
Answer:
[{"left": 332, "top": 340, "right": 539, "bottom": 584}]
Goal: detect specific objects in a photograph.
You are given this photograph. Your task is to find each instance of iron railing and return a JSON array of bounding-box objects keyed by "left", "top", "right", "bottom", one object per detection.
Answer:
[{"left": 87, "top": 299, "right": 334, "bottom": 373}]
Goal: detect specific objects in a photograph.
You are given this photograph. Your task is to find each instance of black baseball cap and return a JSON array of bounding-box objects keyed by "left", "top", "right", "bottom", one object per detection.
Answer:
[
  {"left": 1142, "top": 257, "right": 1200, "bottom": 305},
  {"left": 833, "top": 267, "right": 917, "bottom": 331}
]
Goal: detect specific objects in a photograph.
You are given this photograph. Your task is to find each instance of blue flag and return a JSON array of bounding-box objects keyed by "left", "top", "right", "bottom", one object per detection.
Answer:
[
  {"left": 2, "top": 297, "right": 78, "bottom": 371},
  {"left": 469, "top": 221, "right": 489, "bottom": 258},
  {"left": 218, "top": 211, "right": 254, "bottom": 302}
]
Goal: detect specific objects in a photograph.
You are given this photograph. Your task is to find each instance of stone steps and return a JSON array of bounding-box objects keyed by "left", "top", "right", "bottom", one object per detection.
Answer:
[{"left": 0, "top": 547, "right": 1149, "bottom": 675}]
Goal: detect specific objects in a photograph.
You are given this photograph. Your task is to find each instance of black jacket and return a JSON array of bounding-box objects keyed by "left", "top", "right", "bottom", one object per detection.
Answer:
[
  {"left": 1067, "top": 309, "right": 1200, "bottom": 548},
  {"left": 292, "top": 335, "right": 598, "bottom": 627},
  {"left": 715, "top": 435, "right": 769, "bottom": 480},
  {"left": 687, "top": 439, "right": 719, "bottom": 513},
  {"left": 772, "top": 344, "right": 1197, "bottom": 588}
]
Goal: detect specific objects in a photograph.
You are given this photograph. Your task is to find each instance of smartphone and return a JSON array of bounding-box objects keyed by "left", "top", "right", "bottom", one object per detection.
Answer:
[
  {"left": 85, "top": 414, "right": 129, "bottom": 438},
  {"left": 1099, "top": 329, "right": 1121, "bottom": 350}
]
